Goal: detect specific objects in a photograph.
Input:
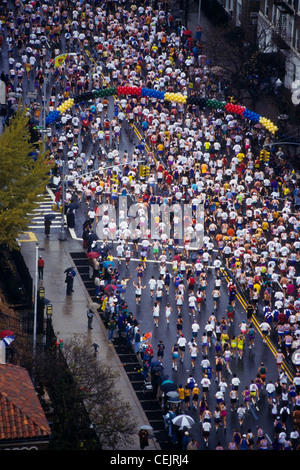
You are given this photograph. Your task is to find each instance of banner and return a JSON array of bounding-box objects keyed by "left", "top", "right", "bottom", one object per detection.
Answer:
[{"left": 52, "top": 54, "right": 68, "bottom": 69}]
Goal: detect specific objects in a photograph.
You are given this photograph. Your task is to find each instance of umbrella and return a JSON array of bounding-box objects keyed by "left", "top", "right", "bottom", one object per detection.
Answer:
[
  {"left": 2, "top": 335, "right": 15, "bottom": 346},
  {"left": 151, "top": 360, "right": 162, "bottom": 368},
  {"left": 103, "top": 260, "right": 115, "bottom": 268},
  {"left": 116, "top": 284, "right": 126, "bottom": 293},
  {"left": 152, "top": 364, "right": 164, "bottom": 373},
  {"left": 166, "top": 391, "right": 179, "bottom": 398},
  {"left": 183, "top": 29, "right": 192, "bottom": 35},
  {"left": 104, "top": 284, "right": 117, "bottom": 291},
  {"left": 86, "top": 251, "right": 100, "bottom": 258},
  {"left": 87, "top": 232, "right": 98, "bottom": 242},
  {"left": 138, "top": 425, "right": 153, "bottom": 431},
  {"left": 161, "top": 379, "right": 173, "bottom": 385},
  {"left": 161, "top": 380, "right": 178, "bottom": 393},
  {"left": 172, "top": 414, "right": 195, "bottom": 428},
  {"left": 44, "top": 213, "right": 56, "bottom": 220},
  {"left": 88, "top": 301, "right": 101, "bottom": 311},
  {"left": 67, "top": 202, "right": 79, "bottom": 210},
  {"left": 64, "top": 266, "right": 75, "bottom": 273},
  {"left": 116, "top": 287, "right": 126, "bottom": 294},
  {"left": 160, "top": 374, "right": 169, "bottom": 382},
  {"left": 168, "top": 397, "right": 181, "bottom": 404},
  {"left": 0, "top": 330, "right": 14, "bottom": 339}
]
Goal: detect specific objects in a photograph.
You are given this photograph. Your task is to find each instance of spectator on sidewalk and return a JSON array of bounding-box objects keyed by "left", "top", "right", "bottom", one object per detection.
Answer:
[
  {"left": 87, "top": 307, "right": 94, "bottom": 330},
  {"left": 38, "top": 255, "right": 44, "bottom": 279}
]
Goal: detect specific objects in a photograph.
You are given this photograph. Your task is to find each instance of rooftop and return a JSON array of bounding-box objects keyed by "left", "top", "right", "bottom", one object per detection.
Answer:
[{"left": 0, "top": 364, "right": 51, "bottom": 442}]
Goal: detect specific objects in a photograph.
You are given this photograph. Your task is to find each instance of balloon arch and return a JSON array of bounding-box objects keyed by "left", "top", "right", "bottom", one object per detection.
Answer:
[{"left": 45, "top": 85, "right": 278, "bottom": 135}]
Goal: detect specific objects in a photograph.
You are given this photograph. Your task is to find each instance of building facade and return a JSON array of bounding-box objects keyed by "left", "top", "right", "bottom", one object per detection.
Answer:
[
  {"left": 257, "top": 0, "right": 300, "bottom": 88},
  {"left": 216, "top": 0, "right": 300, "bottom": 89}
]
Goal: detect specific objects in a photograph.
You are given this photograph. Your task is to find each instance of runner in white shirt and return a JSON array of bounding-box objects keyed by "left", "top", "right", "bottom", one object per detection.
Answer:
[
  {"left": 148, "top": 276, "right": 157, "bottom": 297},
  {"left": 178, "top": 334, "right": 187, "bottom": 363},
  {"left": 188, "top": 293, "right": 197, "bottom": 317}
]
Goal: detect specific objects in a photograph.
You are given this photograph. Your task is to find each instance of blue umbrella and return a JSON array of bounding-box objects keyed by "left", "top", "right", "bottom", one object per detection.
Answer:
[
  {"left": 103, "top": 260, "right": 115, "bottom": 268},
  {"left": 117, "top": 287, "right": 126, "bottom": 293},
  {"left": 152, "top": 364, "right": 164, "bottom": 373},
  {"left": 151, "top": 360, "right": 162, "bottom": 368}
]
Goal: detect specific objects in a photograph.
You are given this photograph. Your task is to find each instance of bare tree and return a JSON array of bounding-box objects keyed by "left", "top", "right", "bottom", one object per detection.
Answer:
[
  {"left": 201, "top": 22, "right": 286, "bottom": 109},
  {"left": 59, "top": 335, "right": 137, "bottom": 449}
]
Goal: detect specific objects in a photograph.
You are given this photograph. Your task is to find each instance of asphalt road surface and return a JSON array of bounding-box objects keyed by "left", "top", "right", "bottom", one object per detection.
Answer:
[
  {"left": 49, "top": 108, "right": 297, "bottom": 450},
  {"left": 2, "top": 9, "right": 298, "bottom": 450}
]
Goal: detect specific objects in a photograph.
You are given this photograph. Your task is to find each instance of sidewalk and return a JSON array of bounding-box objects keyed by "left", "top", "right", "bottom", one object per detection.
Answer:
[{"left": 20, "top": 213, "right": 160, "bottom": 451}]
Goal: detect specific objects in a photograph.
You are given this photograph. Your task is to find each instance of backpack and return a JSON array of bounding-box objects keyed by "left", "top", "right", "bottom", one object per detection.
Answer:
[{"left": 187, "top": 377, "right": 195, "bottom": 389}]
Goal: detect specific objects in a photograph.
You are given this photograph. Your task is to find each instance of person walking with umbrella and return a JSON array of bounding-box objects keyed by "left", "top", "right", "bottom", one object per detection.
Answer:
[
  {"left": 138, "top": 427, "right": 149, "bottom": 450},
  {"left": 65, "top": 268, "right": 76, "bottom": 295},
  {"left": 66, "top": 208, "right": 75, "bottom": 228},
  {"left": 44, "top": 216, "right": 52, "bottom": 237}
]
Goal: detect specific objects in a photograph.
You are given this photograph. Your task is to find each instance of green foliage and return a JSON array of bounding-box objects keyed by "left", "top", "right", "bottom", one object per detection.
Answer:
[{"left": 0, "top": 108, "right": 51, "bottom": 249}]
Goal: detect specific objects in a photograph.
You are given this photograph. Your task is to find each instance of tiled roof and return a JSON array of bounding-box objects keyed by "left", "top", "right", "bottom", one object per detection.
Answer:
[{"left": 0, "top": 364, "right": 51, "bottom": 441}]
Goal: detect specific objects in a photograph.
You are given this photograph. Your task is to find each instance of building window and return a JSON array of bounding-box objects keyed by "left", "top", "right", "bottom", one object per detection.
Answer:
[
  {"left": 292, "top": 62, "right": 297, "bottom": 82},
  {"left": 236, "top": 0, "right": 242, "bottom": 25},
  {"left": 295, "top": 27, "right": 299, "bottom": 50},
  {"left": 265, "top": 0, "right": 269, "bottom": 16},
  {"left": 272, "top": 5, "right": 276, "bottom": 23}
]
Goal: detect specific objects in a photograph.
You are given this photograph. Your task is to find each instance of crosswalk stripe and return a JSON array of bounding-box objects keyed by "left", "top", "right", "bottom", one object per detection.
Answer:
[{"left": 28, "top": 201, "right": 67, "bottom": 228}]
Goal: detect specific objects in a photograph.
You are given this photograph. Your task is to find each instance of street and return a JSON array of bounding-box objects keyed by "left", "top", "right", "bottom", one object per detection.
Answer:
[
  {"left": 1, "top": 0, "right": 299, "bottom": 452},
  {"left": 41, "top": 101, "right": 297, "bottom": 449}
]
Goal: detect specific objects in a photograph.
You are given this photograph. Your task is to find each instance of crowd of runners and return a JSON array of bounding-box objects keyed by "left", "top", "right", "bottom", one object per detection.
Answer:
[{"left": 1, "top": 0, "right": 300, "bottom": 450}]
